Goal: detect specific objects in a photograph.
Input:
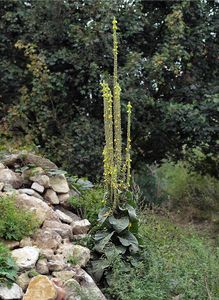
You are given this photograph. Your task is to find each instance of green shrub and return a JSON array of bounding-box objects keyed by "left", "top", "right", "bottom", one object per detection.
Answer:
[
  {"left": 157, "top": 160, "right": 219, "bottom": 222},
  {"left": 104, "top": 212, "right": 219, "bottom": 300},
  {"left": 0, "top": 243, "right": 18, "bottom": 286},
  {"left": 0, "top": 195, "right": 40, "bottom": 241}
]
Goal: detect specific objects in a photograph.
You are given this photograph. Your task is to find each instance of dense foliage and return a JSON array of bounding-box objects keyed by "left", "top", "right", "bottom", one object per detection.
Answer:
[
  {"left": 0, "top": 243, "right": 18, "bottom": 286},
  {"left": 0, "top": 195, "right": 40, "bottom": 241},
  {"left": 0, "top": 0, "right": 218, "bottom": 178}
]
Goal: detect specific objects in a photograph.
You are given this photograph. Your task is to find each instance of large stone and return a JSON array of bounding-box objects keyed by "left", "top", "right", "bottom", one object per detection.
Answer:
[
  {"left": 0, "top": 163, "right": 5, "bottom": 169},
  {"left": 0, "top": 169, "right": 22, "bottom": 188},
  {"left": 36, "top": 258, "right": 49, "bottom": 275},
  {"left": 1, "top": 239, "right": 20, "bottom": 250},
  {"left": 12, "top": 247, "right": 40, "bottom": 270},
  {"left": 18, "top": 188, "right": 43, "bottom": 200},
  {"left": 75, "top": 268, "right": 106, "bottom": 300},
  {"left": 72, "top": 219, "right": 91, "bottom": 235},
  {"left": 0, "top": 283, "right": 23, "bottom": 300},
  {"left": 56, "top": 209, "right": 73, "bottom": 224},
  {"left": 40, "top": 249, "right": 54, "bottom": 260},
  {"left": 31, "top": 182, "right": 44, "bottom": 193},
  {"left": 50, "top": 175, "right": 70, "bottom": 193},
  {"left": 58, "top": 193, "right": 70, "bottom": 206},
  {"left": 44, "top": 189, "right": 59, "bottom": 204},
  {"left": 43, "top": 220, "right": 72, "bottom": 239},
  {"left": 16, "top": 272, "right": 31, "bottom": 291},
  {"left": 32, "top": 229, "right": 62, "bottom": 250},
  {"left": 47, "top": 254, "right": 67, "bottom": 272},
  {"left": 23, "top": 275, "right": 57, "bottom": 300},
  {"left": 64, "top": 279, "right": 82, "bottom": 300},
  {"left": 15, "top": 193, "right": 52, "bottom": 225},
  {"left": 30, "top": 174, "right": 50, "bottom": 188},
  {"left": 57, "top": 242, "right": 90, "bottom": 267},
  {"left": 52, "top": 271, "right": 76, "bottom": 283},
  {"left": 57, "top": 207, "right": 81, "bottom": 222}
]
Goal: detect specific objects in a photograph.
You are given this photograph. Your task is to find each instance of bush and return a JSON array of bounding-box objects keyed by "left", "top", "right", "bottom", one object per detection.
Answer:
[
  {"left": 0, "top": 243, "right": 18, "bottom": 286},
  {"left": 157, "top": 160, "right": 219, "bottom": 222},
  {"left": 104, "top": 212, "right": 219, "bottom": 300},
  {"left": 0, "top": 195, "right": 40, "bottom": 241}
]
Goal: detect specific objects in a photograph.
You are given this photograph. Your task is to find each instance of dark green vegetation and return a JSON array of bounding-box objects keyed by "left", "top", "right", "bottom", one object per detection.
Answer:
[
  {"left": 103, "top": 211, "right": 219, "bottom": 300},
  {"left": 0, "top": 195, "right": 40, "bottom": 241},
  {"left": 0, "top": 0, "right": 218, "bottom": 178},
  {"left": 0, "top": 243, "right": 18, "bottom": 286}
]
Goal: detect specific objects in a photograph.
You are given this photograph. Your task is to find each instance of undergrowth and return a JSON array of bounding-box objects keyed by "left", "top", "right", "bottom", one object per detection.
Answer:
[
  {"left": 103, "top": 211, "right": 219, "bottom": 300},
  {"left": 0, "top": 243, "right": 18, "bottom": 286},
  {"left": 0, "top": 195, "right": 40, "bottom": 241}
]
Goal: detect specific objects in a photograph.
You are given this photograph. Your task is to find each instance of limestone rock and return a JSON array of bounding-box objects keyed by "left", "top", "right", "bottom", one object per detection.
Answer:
[
  {"left": 0, "top": 163, "right": 5, "bottom": 169},
  {"left": 40, "top": 249, "right": 54, "bottom": 260},
  {"left": 57, "top": 207, "right": 81, "bottom": 222},
  {"left": 43, "top": 220, "right": 72, "bottom": 239},
  {"left": 72, "top": 219, "right": 91, "bottom": 235},
  {"left": 36, "top": 258, "right": 49, "bottom": 275},
  {"left": 56, "top": 209, "right": 73, "bottom": 224},
  {"left": 2, "top": 239, "right": 19, "bottom": 250},
  {"left": 73, "top": 234, "right": 88, "bottom": 241},
  {"left": 76, "top": 268, "right": 106, "bottom": 300},
  {"left": 18, "top": 188, "right": 43, "bottom": 200},
  {"left": 58, "top": 193, "right": 70, "bottom": 206},
  {"left": 31, "top": 182, "right": 44, "bottom": 193},
  {"left": 0, "top": 169, "right": 22, "bottom": 188},
  {"left": 15, "top": 193, "right": 51, "bottom": 225},
  {"left": 0, "top": 283, "right": 23, "bottom": 300},
  {"left": 44, "top": 189, "right": 59, "bottom": 204},
  {"left": 32, "top": 229, "right": 62, "bottom": 250},
  {"left": 52, "top": 271, "right": 76, "bottom": 283},
  {"left": 19, "top": 237, "right": 33, "bottom": 248},
  {"left": 16, "top": 272, "right": 31, "bottom": 291},
  {"left": 30, "top": 174, "right": 50, "bottom": 188},
  {"left": 70, "top": 245, "right": 90, "bottom": 267},
  {"left": 64, "top": 279, "right": 82, "bottom": 300},
  {"left": 50, "top": 175, "right": 69, "bottom": 193},
  {"left": 12, "top": 246, "right": 40, "bottom": 270},
  {"left": 23, "top": 275, "right": 57, "bottom": 300},
  {"left": 47, "top": 254, "right": 67, "bottom": 272}
]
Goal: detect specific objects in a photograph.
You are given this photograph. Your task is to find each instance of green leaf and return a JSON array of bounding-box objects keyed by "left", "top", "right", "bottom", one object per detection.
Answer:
[
  {"left": 118, "top": 231, "right": 139, "bottom": 248},
  {"left": 108, "top": 215, "right": 129, "bottom": 233},
  {"left": 91, "top": 259, "right": 110, "bottom": 282},
  {"left": 94, "top": 231, "right": 114, "bottom": 253}
]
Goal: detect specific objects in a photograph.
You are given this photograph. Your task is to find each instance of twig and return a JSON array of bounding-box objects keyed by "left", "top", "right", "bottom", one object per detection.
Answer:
[{"left": 204, "top": 276, "right": 212, "bottom": 300}]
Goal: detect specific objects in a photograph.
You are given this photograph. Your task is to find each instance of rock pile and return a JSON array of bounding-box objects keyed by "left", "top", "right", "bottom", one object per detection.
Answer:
[{"left": 0, "top": 152, "right": 105, "bottom": 300}]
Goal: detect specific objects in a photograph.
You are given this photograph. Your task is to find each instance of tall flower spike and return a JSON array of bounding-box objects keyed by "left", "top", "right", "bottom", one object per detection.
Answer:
[
  {"left": 126, "top": 101, "right": 132, "bottom": 187},
  {"left": 112, "top": 17, "right": 122, "bottom": 177}
]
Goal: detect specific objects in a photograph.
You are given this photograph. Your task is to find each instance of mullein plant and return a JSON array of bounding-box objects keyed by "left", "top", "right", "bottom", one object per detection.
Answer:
[{"left": 90, "top": 18, "right": 139, "bottom": 284}]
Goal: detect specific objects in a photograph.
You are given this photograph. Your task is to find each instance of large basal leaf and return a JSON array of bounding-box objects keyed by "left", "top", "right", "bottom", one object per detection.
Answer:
[
  {"left": 91, "top": 259, "right": 110, "bottom": 282},
  {"left": 98, "top": 207, "right": 111, "bottom": 223},
  {"left": 118, "top": 231, "right": 139, "bottom": 248},
  {"left": 108, "top": 215, "right": 129, "bottom": 233},
  {"left": 94, "top": 231, "right": 114, "bottom": 253},
  {"left": 118, "top": 204, "right": 137, "bottom": 221}
]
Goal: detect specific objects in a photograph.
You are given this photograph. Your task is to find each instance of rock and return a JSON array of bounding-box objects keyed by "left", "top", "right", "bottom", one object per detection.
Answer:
[
  {"left": 0, "top": 182, "right": 4, "bottom": 191},
  {"left": 43, "top": 220, "right": 73, "bottom": 239},
  {"left": 0, "top": 169, "right": 22, "bottom": 188},
  {"left": 72, "top": 219, "right": 91, "bottom": 235},
  {"left": 32, "top": 229, "right": 62, "bottom": 250},
  {"left": 16, "top": 272, "right": 31, "bottom": 291},
  {"left": 57, "top": 207, "right": 81, "bottom": 222},
  {"left": 18, "top": 188, "right": 43, "bottom": 200},
  {"left": 12, "top": 246, "right": 40, "bottom": 270},
  {"left": 50, "top": 175, "right": 69, "bottom": 193},
  {"left": 44, "top": 189, "right": 59, "bottom": 204},
  {"left": 36, "top": 258, "right": 49, "bottom": 275},
  {"left": 57, "top": 242, "right": 90, "bottom": 267},
  {"left": 75, "top": 268, "right": 106, "bottom": 300},
  {"left": 31, "top": 182, "right": 44, "bottom": 193},
  {"left": 52, "top": 271, "right": 76, "bottom": 283},
  {"left": 19, "top": 237, "right": 33, "bottom": 248},
  {"left": 22, "top": 167, "right": 44, "bottom": 182},
  {"left": 40, "top": 249, "right": 54, "bottom": 260},
  {"left": 70, "top": 245, "right": 90, "bottom": 267},
  {"left": 50, "top": 278, "right": 66, "bottom": 300},
  {"left": 56, "top": 209, "right": 73, "bottom": 224},
  {"left": 23, "top": 275, "right": 57, "bottom": 300},
  {"left": 45, "top": 209, "right": 60, "bottom": 222},
  {"left": 15, "top": 194, "right": 51, "bottom": 225},
  {"left": 30, "top": 174, "right": 50, "bottom": 188},
  {"left": 64, "top": 279, "right": 81, "bottom": 300},
  {"left": 47, "top": 254, "right": 67, "bottom": 272},
  {"left": 58, "top": 193, "right": 70, "bottom": 206},
  {"left": 0, "top": 283, "right": 23, "bottom": 300},
  {"left": 3, "top": 183, "right": 15, "bottom": 192},
  {"left": 1, "top": 239, "right": 20, "bottom": 250}
]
